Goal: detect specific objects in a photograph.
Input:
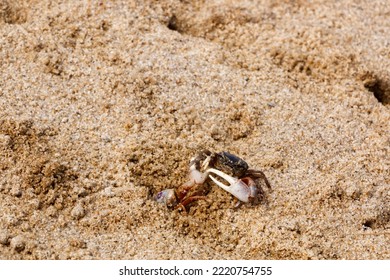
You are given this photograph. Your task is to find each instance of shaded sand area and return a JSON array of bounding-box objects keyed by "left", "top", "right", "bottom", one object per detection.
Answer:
[{"left": 0, "top": 0, "right": 389, "bottom": 259}]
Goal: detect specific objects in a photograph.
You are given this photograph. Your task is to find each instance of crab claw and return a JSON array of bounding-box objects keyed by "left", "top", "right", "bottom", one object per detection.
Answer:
[
  {"left": 182, "top": 161, "right": 209, "bottom": 187},
  {"left": 207, "top": 168, "right": 258, "bottom": 203},
  {"left": 155, "top": 189, "right": 177, "bottom": 207}
]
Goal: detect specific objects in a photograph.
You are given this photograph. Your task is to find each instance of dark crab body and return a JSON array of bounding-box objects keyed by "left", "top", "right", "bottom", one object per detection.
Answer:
[{"left": 212, "top": 151, "right": 249, "bottom": 178}]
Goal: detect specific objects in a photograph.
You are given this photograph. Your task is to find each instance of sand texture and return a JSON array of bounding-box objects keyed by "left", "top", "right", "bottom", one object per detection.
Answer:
[{"left": 0, "top": 0, "right": 389, "bottom": 259}]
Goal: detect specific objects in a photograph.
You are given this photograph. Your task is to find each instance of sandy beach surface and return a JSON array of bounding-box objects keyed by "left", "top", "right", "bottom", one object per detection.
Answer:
[{"left": 0, "top": 0, "right": 389, "bottom": 259}]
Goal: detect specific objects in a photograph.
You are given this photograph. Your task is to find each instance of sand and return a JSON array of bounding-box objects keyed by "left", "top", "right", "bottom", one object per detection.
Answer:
[{"left": 0, "top": 0, "right": 389, "bottom": 259}]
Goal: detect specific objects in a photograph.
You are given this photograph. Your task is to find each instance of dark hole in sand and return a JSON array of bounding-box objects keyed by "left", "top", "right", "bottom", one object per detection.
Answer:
[
  {"left": 167, "top": 15, "right": 179, "bottom": 32},
  {"left": 363, "top": 220, "right": 374, "bottom": 229},
  {"left": 363, "top": 77, "right": 390, "bottom": 105}
]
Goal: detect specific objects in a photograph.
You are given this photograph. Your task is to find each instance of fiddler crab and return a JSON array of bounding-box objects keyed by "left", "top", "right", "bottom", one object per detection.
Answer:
[{"left": 155, "top": 150, "right": 271, "bottom": 211}]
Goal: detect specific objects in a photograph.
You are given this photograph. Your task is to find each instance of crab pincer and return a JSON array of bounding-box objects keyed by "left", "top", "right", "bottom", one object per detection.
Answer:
[
  {"left": 207, "top": 168, "right": 262, "bottom": 205},
  {"left": 154, "top": 160, "right": 209, "bottom": 211}
]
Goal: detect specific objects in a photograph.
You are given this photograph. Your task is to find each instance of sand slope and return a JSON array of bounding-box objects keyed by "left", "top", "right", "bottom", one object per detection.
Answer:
[{"left": 0, "top": 0, "right": 389, "bottom": 259}]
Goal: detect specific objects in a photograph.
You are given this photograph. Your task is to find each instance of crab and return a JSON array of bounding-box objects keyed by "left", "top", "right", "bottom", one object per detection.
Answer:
[{"left": 155, "top": 149, "right": 271, "bottom": 210}]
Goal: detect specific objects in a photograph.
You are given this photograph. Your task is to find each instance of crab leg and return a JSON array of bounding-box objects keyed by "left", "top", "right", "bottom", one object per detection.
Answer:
[
  {"left": 207, "top": 168, "right": 252, "bottom": 203},
  {"left": 175, "top": 195, "right": 207, "bottom": 212},
  {"left": 246, "top": 169, "right": 272, "bottom": 189}
]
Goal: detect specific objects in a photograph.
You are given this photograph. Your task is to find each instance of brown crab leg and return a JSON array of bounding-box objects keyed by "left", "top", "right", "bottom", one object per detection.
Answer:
[
  {"left": 175, "top": 196, "right": 207, "bottom": 211},
  {"left": 245, "top": 169, "right": 272, "bottom": 189},
  {"left": 175, "top": 182, "right": 197, "bottom": 201}
]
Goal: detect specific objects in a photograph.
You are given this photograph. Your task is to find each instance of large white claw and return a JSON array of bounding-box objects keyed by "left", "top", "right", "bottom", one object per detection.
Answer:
[{"left": 207, "top": 168, "right": 251, "bottom": 203}]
